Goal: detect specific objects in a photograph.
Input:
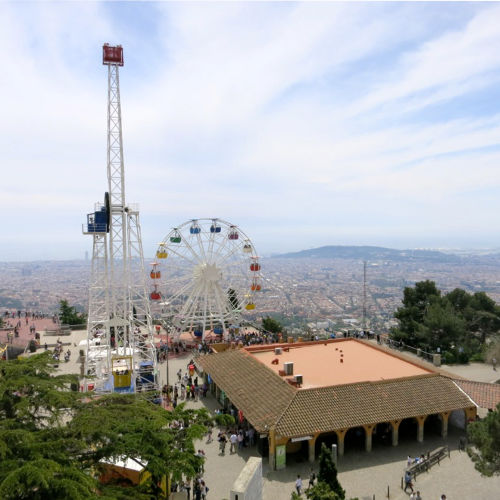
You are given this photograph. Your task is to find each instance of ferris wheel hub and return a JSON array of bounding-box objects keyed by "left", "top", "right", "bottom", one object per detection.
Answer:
[{"left": 194, "top": 262, "right": 221, "bottom": 283}]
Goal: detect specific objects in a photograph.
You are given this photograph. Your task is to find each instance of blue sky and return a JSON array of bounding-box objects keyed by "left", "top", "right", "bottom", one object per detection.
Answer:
[{"left": 2, "top": 1, "right": 500, "bottom": 260}]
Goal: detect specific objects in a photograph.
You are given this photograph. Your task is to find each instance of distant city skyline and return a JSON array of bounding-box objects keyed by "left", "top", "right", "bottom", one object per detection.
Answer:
[{"left": 2, "top": 2, "right": 500, "bottom": 261}]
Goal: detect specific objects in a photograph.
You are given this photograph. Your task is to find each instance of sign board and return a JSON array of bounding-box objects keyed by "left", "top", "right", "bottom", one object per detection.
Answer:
[
  {"left": 275, "top": 444, "right": 286, "bottom": 470},
  {"left": 291, "top": 435, "right": 313, "bottom": 443}
]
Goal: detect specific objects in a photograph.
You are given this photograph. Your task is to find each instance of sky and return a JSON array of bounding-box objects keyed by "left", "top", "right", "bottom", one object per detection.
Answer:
[{"left": 2, "top": 1, "right": 500, "bottom": 260}]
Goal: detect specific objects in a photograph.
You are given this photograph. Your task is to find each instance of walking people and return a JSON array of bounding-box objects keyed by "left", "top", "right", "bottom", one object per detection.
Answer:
[
  {"left": 200, "top": 480, "right": 209, "bottom": 499},
  {"left": 184, "top": 480, "right": 191, "bottom": 500},
  {"left": 229, "top": 432, "right": 238, "bottom": 454},
  {"left": 295, "top": 475, "right": 302, "bottom": 496},
  {"left": 308, "top": 468, "right": 316, "bottom": 489},
  {"left": 206, "top": 427, "right": 213, "bottom": 444},
  {"left": 218, "top": 432, "right": 227, "bottom": 455},
  {"left": 404, "top": 470, "right": 414, "bottom": 493}
]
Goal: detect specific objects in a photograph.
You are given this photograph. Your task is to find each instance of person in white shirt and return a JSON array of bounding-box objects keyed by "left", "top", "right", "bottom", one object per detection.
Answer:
[
  {"left": 229, "top": 432, "right": 238, "bottom": 454},
  {"left": 295, "top": 475, "right": 302, "bottom": 495}
]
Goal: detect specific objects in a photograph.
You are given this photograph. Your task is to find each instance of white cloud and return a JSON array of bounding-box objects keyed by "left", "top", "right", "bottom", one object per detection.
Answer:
[{"left": 1, "top": 2, "right": 500, "bottom": 260}]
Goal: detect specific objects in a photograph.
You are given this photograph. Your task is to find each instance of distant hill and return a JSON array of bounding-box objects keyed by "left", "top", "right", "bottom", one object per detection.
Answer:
[{"left": 272, "top": 245, "right": 463, "bottom": 263}]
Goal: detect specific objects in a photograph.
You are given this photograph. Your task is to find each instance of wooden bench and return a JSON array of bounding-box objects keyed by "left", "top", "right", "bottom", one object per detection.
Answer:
[{"left": 406, "top": 446, "right": 450, "bottom": 480}]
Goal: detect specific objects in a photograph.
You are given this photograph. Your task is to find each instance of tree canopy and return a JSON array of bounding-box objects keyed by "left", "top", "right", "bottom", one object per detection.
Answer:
[
  {"left": 262, "top": 316, "right": 283, "bottom": 334},
  {"left": 467, "top": 403, "right": 500, "bottom": 476},
  {"left": 0, "top": 352, "right": 222, "bottom": 499},
  {"left": 391, "top": 281, "right": 500, "bottom": 361},
  {"left": 58, "top": 299, "right": 86, "bottom": 325},
  {"left": 316, "top": 442, "right": 345, "bottom": 499}
]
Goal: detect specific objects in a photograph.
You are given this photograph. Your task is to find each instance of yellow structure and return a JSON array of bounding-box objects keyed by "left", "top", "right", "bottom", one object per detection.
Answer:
[{"left": 112, "top": 355, "right": 133, "bottom": 389}]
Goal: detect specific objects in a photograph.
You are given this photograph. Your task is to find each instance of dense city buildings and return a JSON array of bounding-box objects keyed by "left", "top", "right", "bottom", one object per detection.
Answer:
[{"left": 3, "top": 252, "right": 500, "bottom": 332}]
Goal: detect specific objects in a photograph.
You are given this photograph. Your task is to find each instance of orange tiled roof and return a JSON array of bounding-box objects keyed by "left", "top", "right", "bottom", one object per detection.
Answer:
[
  {"left": 198, "top": 349, "right": 475, "bottom": 437},
  {"left": 275, "top": 374, "right": 475, "bottom": 437},
  {"left": 197, "top": 349, "right": 296, "bottom": 432},
  {"left": 453, "top": 379, "right": 500, "bottom": 410}
]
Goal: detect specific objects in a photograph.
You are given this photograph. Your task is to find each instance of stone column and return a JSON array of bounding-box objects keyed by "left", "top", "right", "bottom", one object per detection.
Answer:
[
  {"left": 363, "top": 424, "right": 375, "bottom": 452},
  {"left": 390, "top": 420, "right": 401, "bottom": 447},
  {"left": 268, "top": 428, "right": 276, "bottom": 470},
  {"left": 335, "top": 429, "right": 348, "bottom": 457},
  {"left": 308, "top": 434, "right": 319, "bottom": 463},
  {"left": 440, "top": 412, "right": 450, "bottom": 438},
  {"left": 464, "top": 407, "right": 477, "bottom": 429},
  {"left": 416, "top": 416, "right": 427, "bottom": 443}
]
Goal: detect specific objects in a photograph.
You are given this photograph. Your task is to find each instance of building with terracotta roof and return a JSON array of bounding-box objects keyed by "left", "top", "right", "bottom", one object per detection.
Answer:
[{"left": 197, "top": 339, "right": 477, "bottom": 470}]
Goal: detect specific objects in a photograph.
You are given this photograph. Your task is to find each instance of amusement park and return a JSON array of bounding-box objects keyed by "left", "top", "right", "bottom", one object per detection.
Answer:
[
  {"left": 1, "top": 39, "right": 500, "bottom": 500},
  {"left": 81, "top": 44, "right": 264, "bottom": 396}
]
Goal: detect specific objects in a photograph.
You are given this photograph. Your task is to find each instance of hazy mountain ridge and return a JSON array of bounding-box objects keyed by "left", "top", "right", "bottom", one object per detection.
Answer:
[{"left": 273, "top": 245, "right": 473, "bottom": 263}]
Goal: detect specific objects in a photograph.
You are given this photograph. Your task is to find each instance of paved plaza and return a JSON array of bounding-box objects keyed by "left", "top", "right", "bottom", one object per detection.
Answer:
[{"left": 28, "top": 328, "right": 500, "bottom": 500}]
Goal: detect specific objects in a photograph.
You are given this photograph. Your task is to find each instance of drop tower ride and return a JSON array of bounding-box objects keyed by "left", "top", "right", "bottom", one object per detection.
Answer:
[{"left": 82, "top": 44, "right": 157, "bottom": 394}]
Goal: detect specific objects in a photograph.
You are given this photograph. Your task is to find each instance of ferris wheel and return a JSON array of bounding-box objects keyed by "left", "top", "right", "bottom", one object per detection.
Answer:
[{"left": 151, "top": 218, "right": 261, "bottom": 341}]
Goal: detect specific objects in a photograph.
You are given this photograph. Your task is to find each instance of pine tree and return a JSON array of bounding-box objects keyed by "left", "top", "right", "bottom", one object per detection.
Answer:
[
  {"left": 467, "top": 403, "right": 500, "bottom": 476},
  {"left": 318, "top": 442, "right": 345, "bottom": 500}
]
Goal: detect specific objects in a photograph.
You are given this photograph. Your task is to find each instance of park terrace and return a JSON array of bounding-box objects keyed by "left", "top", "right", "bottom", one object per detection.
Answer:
[{"left": 197, "top": 338, "right": 477, "bottom": 470}]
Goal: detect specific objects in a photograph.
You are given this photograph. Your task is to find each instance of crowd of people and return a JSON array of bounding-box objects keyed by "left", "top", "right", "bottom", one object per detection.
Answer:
[
  {"left": 2, "top": 309, "right": 55, "bottom": 345},
  {"left": 171, "top": 475, "right": 209, "bottom": 500},
  {"left": 214, "top": 426, "right": 256, "bottom": 456}
]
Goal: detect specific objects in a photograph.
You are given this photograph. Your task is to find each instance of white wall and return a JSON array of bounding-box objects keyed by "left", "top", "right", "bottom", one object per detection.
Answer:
[{"left": 230, "top": 456, "right": 262, "bottom": 500}]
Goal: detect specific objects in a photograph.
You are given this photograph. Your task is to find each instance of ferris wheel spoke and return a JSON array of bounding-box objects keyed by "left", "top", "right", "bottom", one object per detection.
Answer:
[
  {"left": 195, "top": 231, "right": 208, "bottom": 263},
  {"left": 212, "top": 283, "right": 231, "bottom": 328},
  {"left": 165, "top": 245, "right": 199, "bottom": 267},
  {"left": 181, "top": 235, "right": 206, "bottom": 266},
  {"left": 179, "top": 280, "right": 204, "bottom": 319},
  {"left": 209, "top": 230, "right": 233, "bottom": 264},
  {"left": 217, "top": 243, "right": 245, "bottom": 268},
  {"left": 201, "top": 282, "right": 209, "bottom": 332},
  {"left": 207, "top": 225, "right": 218, "bottom": 263}
]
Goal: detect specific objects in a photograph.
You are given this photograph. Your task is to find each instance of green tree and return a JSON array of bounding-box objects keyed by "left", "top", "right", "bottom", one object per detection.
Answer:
[
  {"left": 306, "top": 481, "right": 342, "bottom": 499},
  {"left": 0, "top": 352, "right": 226, "bottom": 499},
  {"left": 0, "top": 457, "right": 96, "bottom": 500},
  {"left": 419, "top": 301, "right": 466, "bottom": 351},
  {"left": 392, "top": 282, "right": 500, "bottom": 356},
  {"left": 467, "top": 292, "right": 500, "bottom": 344},
  {"left": 467, "top": 403, "right": 500, "bottom": 476},
  {"left": 58, "top": 299, "right": 86, "bottom": 325},
  {"left": 68, "top": 394, "right": 211, "bottom": 493},
  {"left": 0, "top": 353, "right": 93, "bottom": 498},
  {"left": 317, "top": 443, "right": 345, "bottom": 500},
  {"left": 444, "top": 288, "right": 471, "bottom": 313},
  {"left": 393, "top": 280, "right": 441, "bottom": 345},
  {"left": 0, "top": 351, "right": 80, "bottom": 427},
  {"left": 262, "top": 316, "right": 283, "bottom": 334}
]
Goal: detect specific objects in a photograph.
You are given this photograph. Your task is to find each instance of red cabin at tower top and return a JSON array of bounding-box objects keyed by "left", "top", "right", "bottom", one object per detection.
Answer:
[{"left": 102, "top": 44, "right": 124, "bottom": 66}]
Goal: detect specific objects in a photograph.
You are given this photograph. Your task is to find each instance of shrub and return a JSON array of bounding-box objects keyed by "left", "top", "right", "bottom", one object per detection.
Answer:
[
  {"left": 442, "top": 351, "right": 456, "bottom": 364},
  {"left": 469, "top": 352, "right": 485, "bottom": 362}
]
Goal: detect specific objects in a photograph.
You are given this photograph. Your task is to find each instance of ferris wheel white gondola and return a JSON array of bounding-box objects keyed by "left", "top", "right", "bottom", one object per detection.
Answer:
[{"left": 151, "top": 218, "right": 261, "bottom": 341}]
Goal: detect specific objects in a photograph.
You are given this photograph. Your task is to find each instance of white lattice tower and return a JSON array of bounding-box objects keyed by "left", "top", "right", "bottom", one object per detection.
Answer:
[{"left": 83, "top": 45, "right": 157, "bottom": 393}]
